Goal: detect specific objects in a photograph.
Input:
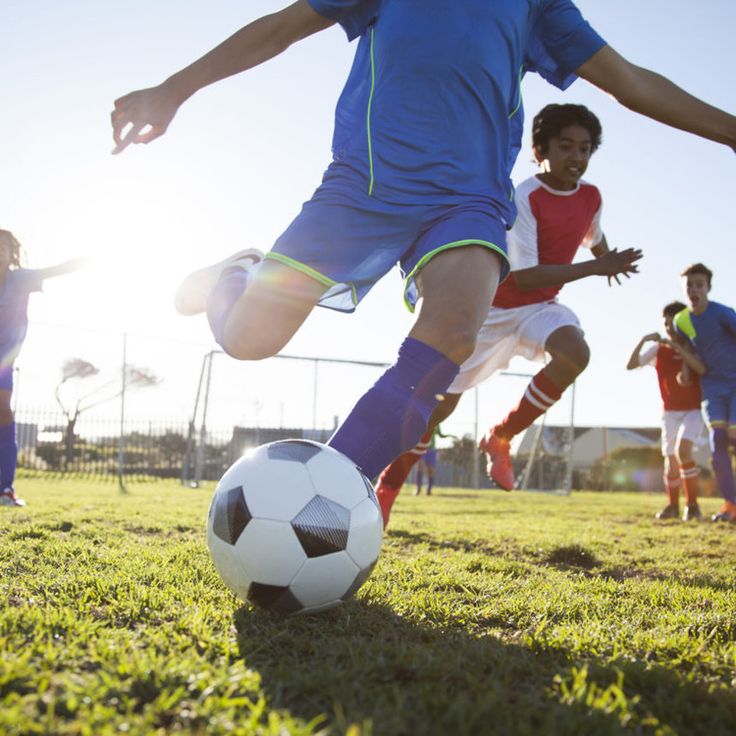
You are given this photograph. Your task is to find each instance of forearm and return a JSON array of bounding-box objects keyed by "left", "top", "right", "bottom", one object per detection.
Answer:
[
  {"left": 513, "top": 260, "right": 601, "bottom": 291},
  {"left": 626, "top": 339, "right": 646, "bottom": 370},
  {"left": 578, "top": 47, "right": 736, "bottom": 149},
  {"left": 677, "top": 347, "right": 706, "bottom": 376},
  {"left": 164, "top": 2, "right": 332, "bottom": 103},
  {"left": 38, "top": 258, "right": 84, "bottom": 280}
]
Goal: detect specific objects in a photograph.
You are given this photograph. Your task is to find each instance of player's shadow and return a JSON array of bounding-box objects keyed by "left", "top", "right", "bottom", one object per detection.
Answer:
[{"left": 233, "top": 599, "right": 735, "bottom": 736}]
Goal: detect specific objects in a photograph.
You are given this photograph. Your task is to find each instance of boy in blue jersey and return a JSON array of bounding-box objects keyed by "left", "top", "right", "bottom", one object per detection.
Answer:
[
  {"left": 111, "top": 1, "right": 736, "bottom": 485},
  {"left": 675, "top": 263, "right": 736, "bottom": 522},
  {"left": 0, "top": 229, "right": 84, "bottom": 507}
]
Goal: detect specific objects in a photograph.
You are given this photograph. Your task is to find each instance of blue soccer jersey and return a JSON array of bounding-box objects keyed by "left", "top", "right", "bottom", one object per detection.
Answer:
[
  {"left": 308, "top": 0, "right": 605, "bottom": 219},
  {"left": 0, "top": 269, "right": 43, "bottom": 368},
  {"left": 675, "top": 302, "right": 736, "bottom": 428}
]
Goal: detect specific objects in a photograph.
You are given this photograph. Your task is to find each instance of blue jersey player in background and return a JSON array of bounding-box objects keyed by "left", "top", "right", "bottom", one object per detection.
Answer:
[
  {"left": 675, "top": 263, "right": 736, "bottom": 522},
  {"left": 0, "top": 229, "right": 84, "bottom": 507},
  {"left": 110, "top": 1, "right": 736, "bottom": 487}
]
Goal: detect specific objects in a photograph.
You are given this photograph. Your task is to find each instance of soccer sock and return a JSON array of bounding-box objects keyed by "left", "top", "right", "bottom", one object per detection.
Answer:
[
  {"left": 0, "top": 422, "right": 17, "bottom": 489},
  {"left": 206, "top": 267, "right": 251, "bottom": 350},
  {"left": 493, "top": 368, "right": 563, "bottom": 440},
  {"left": 679, "top": 461, "right": 700, "bottom": 506},
  {"left": 329, "top": 338, "right": 459, "bottom": 479},
  {"left": 426, "top": 474, "right": 434, "bottom": 494},
  {"left": 378, "top": 429, "right": 433, "bottom": 492},
  {"left": 416, "top": 469, "right": 424, "bottom": 493},
  {"left": 663, "top": 472, "right": 681, "bottom": 507},
  {"left": 711, "top": 428, "right": 736, "bottom": 503}
]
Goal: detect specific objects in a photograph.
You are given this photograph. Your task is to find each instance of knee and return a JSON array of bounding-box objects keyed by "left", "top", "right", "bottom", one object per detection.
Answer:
[
  {"left": 676, "top": 442, "right": 693, "bottom": 464},
  {"left": 566, "top": 340, "right": 590, "bottom": 376},
  {"left": 414, "top": 317, "right": 479, "bottom": 365},
  {"left": 711, "top": 428, "right": 729, "bottom": 452}
]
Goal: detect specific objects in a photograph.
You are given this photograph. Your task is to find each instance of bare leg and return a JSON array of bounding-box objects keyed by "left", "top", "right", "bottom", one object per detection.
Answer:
[{"left": 220, "top": 259, "right": 329, "bottom": 360}]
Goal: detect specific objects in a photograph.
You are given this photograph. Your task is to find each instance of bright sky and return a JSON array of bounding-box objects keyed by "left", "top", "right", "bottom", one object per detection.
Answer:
[{"left": 2, "top": 0, "right": 735, "bottom": 440}]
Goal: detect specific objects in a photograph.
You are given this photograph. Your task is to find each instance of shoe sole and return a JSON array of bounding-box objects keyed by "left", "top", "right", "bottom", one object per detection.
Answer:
[{"left": 174, "top": 248, "right": 263, "bottom": 316}]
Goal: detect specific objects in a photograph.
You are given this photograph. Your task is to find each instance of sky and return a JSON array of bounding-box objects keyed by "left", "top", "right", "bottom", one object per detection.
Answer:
[{"left": 1, "top": 0, "right": 735, "bottom": 442}]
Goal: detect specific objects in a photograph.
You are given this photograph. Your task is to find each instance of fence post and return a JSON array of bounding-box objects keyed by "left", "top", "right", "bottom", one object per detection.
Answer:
[{"left": 118, "top": 332, "right": 128, "bottom": 492}]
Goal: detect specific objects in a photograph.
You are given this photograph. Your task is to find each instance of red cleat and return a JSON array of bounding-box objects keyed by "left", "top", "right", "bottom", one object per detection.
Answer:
[
  {"left": 375, "top": 482, "right": 401, "bottom": 529},
  {"left": 478, "top": 432, "right": 515, "bottom": 491}
]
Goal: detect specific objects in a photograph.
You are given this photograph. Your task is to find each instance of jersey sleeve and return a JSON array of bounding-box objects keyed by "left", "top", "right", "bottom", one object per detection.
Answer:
[
  {"left": 15, "top": 269, "right": 44, "bottom": 294},
  {"left": 718, "top": 303, "right": 736, "bottom": 336},
  {"left": 506, "top": 184, "right": 539, "bottom": 271},
  {"left": 638, "top": 344, "right": 658, "bottom": 367},
  {"left": 534, "top": 0, "right": 607, "bottom": 80},
  {"left": 579, "top": 189, "right": 603, "bottom": 249},
  {"left": 307, "top": 0, "right": 379, "bottom": 40}
]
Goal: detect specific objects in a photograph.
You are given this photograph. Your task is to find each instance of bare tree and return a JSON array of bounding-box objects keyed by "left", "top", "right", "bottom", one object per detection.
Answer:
[{"left": 55, "top": 358, "right": 161, "bottom": 468}]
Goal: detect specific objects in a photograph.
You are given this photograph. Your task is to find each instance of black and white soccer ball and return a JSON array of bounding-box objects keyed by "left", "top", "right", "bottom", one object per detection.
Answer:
[{"left": 207, "top": 439, "right": 383, "bottom": 615}]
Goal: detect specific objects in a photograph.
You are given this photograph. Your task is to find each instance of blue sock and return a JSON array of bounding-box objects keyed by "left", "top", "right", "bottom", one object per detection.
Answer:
[
  {"left": 427, "top": 475, "right": 434, "bottom": 493},
  {"left": 329, "top": 338, "right": 459, "bottom": 479},
  {"left": 711, "top": 428, "right": 736, "bottom": 503},
  {"left": 416, "top": 470, "right": 424, "bottom": 493},
  {"left": 0, "top": 422, "right": 17, "bottom": 489},
  {"left": 206, "top": 268, "right": 250, "bottom": 350}
]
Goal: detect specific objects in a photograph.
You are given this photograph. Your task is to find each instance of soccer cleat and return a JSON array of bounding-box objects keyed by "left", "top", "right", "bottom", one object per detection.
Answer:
[
  {"left": 478, "top": 431, "right": 515, "bottom": 491},
  {"left": 655, "top": 504, "right": 680, "bottom": 520},
  {"left": 711, "top": 501, "right": 736, "bottom": 523},
  {"left": 682, "top": 504, "right": 702, "bottom": 522},
  {"left": 0, "top": 487, "right": 26, "bottom": 507},
  {"left": 174, "top": 248, "right": 263, "bottom": 316},
  {"left": 375, "top": 482, "right": 401, "bottom": 529}
]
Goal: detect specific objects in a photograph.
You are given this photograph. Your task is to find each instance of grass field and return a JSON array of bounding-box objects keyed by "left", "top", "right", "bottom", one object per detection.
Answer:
[{"left": 1, "top": 479, "right": 735, "bottom": 735}]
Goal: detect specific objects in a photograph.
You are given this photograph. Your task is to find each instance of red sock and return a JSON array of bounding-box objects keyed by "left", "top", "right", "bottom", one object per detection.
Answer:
[
  {"left": 680, "top": 461, "right": 700, "bottom": 506},
  {"left": 378, "top": 428, "right": 433, "bottom": 491},
  {"left": 493, "top": 369, "right": 563, "bottom": 440},
  {"left": 664, "top": 473, "right": 681, "bottom": 506}
]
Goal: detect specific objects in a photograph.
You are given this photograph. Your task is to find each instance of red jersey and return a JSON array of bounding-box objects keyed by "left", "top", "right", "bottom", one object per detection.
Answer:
[
  {"left": 494, "top": 176, "right": 603, "bottom": 309},
  {"left": 641, "top": 343, "right": 702, "bottom": 411}
]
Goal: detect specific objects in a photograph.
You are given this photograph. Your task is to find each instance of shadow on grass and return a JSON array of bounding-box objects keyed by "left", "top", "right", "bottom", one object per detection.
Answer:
[{"left": 233, "top": 599, "right": 736, "bottom": 736}]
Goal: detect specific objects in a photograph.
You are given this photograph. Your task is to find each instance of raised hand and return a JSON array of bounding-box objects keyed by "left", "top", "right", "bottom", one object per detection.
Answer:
[
  {"left": 595, "top": 247, "right": 643, "bottom": 286},
  {"left": 111, "top": 82, "right": 184, "bottom": 155}
]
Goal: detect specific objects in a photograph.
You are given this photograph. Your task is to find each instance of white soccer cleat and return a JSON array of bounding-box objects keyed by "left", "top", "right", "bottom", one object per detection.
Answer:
[
  {"left": 0, "top": 487, "right": 26, "bottom": 507},
  {"left": 174, "top": 248, "right": 264, "bottom": 316}
]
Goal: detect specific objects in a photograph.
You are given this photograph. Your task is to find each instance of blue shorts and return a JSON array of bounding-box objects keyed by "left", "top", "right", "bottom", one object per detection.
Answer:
[
  {"left": 0, "top": 364, "right": 14, "bottom": 392},
  {"left": 423, "top": 448, "right": 438, "bottom": 468},
  {"left": 702, "top": 385, "right": 736, "bottom": 430},
  {"left": 269, "top": 164, "right": 510, "bottom": 313}
]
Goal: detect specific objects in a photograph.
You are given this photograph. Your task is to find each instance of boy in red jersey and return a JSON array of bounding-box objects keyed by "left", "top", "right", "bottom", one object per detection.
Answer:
[
  {"left": 376, "top": 104, "right": 642, "bottom": 525},
  {"left": 627, "top": 302, "right": 706, "bottom": 521}
]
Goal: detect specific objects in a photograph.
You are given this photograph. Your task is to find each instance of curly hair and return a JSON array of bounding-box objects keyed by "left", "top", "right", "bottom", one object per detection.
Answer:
[
  {"left": 532, "top": 104, "right": 602, "bottom": 155},
  {"left": 0, "top": 229, "right": 23, "bottom": 268}
]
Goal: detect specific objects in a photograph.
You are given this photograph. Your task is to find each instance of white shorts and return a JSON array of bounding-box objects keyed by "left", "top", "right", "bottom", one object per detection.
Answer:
[
  {"left": 449, "top": 301, "right": 582, "bottom": 393},
  {"left": 661, "top": 409, "right": 706, "bottom": 456}
]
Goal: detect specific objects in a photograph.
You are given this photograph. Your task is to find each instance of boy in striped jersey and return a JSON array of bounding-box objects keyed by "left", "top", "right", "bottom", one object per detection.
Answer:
[{"left": 627, "top": 301, "right": 706, "bottom": 521}]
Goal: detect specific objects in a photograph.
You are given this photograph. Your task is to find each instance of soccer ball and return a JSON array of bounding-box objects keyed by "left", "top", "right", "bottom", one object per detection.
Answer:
[{"left": 206, "top": 439, "right": 383, "bottom": 615}]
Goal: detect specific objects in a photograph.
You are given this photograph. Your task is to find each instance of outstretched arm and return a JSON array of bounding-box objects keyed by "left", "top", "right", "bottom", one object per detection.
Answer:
[
  {"left": 577, "top": 46, "right": 736, "bottom": 150},
  {"left": 663, "top": 337, "right": 707, "bottom": 376},
  {"left": 512, "top": 241, "right": 642, "bottom": 292},
  {"left": 626, "top": 333, "right": 660, "bottom": 370},
  {"left": 111, "top": 0, "right": 334, "bottom": 154},
  {"left": 37, "top": 257, "right": 87, "bottom": 280}
]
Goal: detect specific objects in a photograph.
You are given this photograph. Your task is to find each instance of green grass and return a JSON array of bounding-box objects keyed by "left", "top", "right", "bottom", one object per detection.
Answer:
[{"left": 2, "top": 479, "right": 735, "bottom": 735}]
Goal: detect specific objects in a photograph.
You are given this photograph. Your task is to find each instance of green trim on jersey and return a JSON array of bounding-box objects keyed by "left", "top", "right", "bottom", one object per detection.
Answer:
[
  {"left": 674, "top": 308, "right": 697, "bottom": 340},
  {"left": 402, "top": 240, "right": 510, "bottom": 313},
  {"left": 508, "top": 65, "right": 524, "bottom": 120},
  {"left": 366, "top": 27, "right": 377, "bottom": 196}
]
